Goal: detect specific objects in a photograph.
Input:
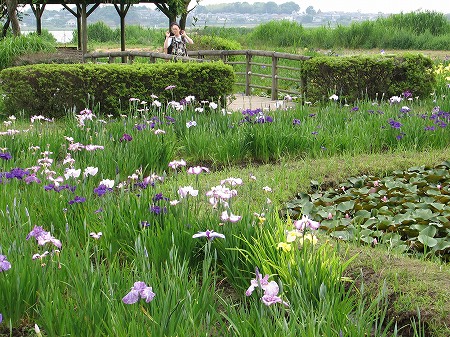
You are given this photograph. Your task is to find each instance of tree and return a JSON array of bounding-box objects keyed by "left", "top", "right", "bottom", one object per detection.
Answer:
[
  {"left": 1, "top": 0, "right": 24, "bottom": 38},
  {"left": 264, "top": 2, "right": 278, "bottom": 14},
  {"left": 154, "top": 0, "right": 199, "bottom": 30},
  {"left": 305, "top": 5, "right": 316, "bottom": 15},
  {"left": 279, "top": 2, "right": 300, "bottom": 14},
  {"left": 5, "top": 0, "right": 20, "bottom": 36}
]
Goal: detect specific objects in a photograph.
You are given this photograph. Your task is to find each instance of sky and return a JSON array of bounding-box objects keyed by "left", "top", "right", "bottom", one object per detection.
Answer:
[{"left": 196, "top": 0, "right": 450, "bottom": 14}]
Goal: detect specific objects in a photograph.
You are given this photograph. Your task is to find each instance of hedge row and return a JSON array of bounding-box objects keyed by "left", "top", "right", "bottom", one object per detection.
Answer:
[
  {"left": 301, "top": 53, "right": 436, "bottom": 103},
  {"left": 0, "top": 62, "right": 235, "bottom": 118}
]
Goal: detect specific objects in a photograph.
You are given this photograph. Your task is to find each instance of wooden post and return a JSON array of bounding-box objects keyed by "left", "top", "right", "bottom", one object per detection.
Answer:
[
  {"left": 271, "top": 55, "right": 278, "bottom": 100},
  {"left": 80, "top": 3, "right": 88, "bottom": 54},
  {"left": 114, "top": 2, "right": 130, "bottom": 63},
  {"left": 245, "top": 52, "right": 252, "bottom": 96}
]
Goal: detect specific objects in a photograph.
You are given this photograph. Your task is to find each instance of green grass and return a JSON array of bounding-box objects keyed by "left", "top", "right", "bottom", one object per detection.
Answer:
[{"left": 1, "top": 92, "right": 450, "bottom": 336}]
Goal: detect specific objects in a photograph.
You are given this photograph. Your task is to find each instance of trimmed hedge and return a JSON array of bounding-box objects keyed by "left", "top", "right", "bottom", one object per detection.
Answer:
[
  {"left": 301, "top": 53, "right": 436, "bottom": 103},
  {"left": 0, "top": 62, "right": 235, "bottom": 118}
]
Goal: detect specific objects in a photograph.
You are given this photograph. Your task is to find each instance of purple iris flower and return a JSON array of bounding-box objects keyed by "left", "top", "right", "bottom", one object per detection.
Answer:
[
  {"left": 165, "top": 116, "right": 176, "bottom": 124},
  {"left": 44, "top": 184, "right": 76, "bottom": 193},
  {"left": 68, "top": 196, "right": 86, "bottom": 205},
  {"left": 5, "top": 168, "right": 30, "bottom": 180},
  {"left": 0, "top": 255, "right": 11, "bottom": 272},
  {"left": 402, "top": 90, "right": 412, "bottom": 98},
  {"left": 122, "top": 281, "right": 155, "bottom": 304},
  {"left": 292, "top": 119, "right": 301, "bottom": 125},
  {"left": 134, "top": 124, "right": 147, "bottom": 131},
  {"left": 24, "top": 174, "right": 41, "bottom": 184},
  {"left": 388, "top": 118, "right": 402, "bottom": 129},
  {"left": 396, "top": 132, "right": 406, "bottom": 140},
  {"left": 150, "top": 205, "right": 167, "bottom": 215},
  {"left": 44, "top": 184, "right": 55, "bottom": 191},
  {"left": 119, "top": 133, "right": 133, "bottom": 142},
  {"left": 94, "top": 184, "right": 113, "bottom": 197},
  {"left": 0, "top": 152, "right": 12, "bottom": 160},
  {"left": 152, "top": 193, "right": 169, "bottom": 203},
  {"left": 26, "top": 225, "right": 62, "bottom": 249}
]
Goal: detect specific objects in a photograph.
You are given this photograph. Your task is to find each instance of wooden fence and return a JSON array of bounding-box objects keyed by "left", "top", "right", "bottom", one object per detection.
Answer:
[{"left": 83, "top": 50, "right": 311, "bottom": 100}]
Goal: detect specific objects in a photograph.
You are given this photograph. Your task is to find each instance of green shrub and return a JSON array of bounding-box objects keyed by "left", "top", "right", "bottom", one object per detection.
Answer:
[
  {"left": 250, "top": 20, "right": 304, "bottom": 48},
  {"left": 116, "top": 26, "right": 165, "bottom": 46},
  {"left": 0, "top": 34, "right": 55, "bottom": 70},
  {"left": 0, "top": 62, "right": 235, "bottom": 118},
  {"left": 191, "top": 35, "right": 241, "bottom": 51},
  {"left": 88, "top": 21, "right": 115, "bottom": 42},
  {"left": 301, "top": 54, "right": 435, "bottom": 103}
]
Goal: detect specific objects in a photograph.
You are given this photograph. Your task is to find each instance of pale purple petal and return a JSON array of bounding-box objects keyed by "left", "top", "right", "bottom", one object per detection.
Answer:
[
  {"left": 192, "top": 232, "right": 207, "bottom": 239},
  {"left": 261, "top": 294, "right": 283, "bottom": 306},
  {"left": 122, "top": 290, "right": 140, "bottom": 304},
  {"left": 193, "top": 230, "right": 225, "bottom": 240},
  {"left": 132, "top": 281, "right": 147, "bottom": 292},
  {"left": 262, "top": 281, "right": 279, "bottom": 295},
  {"left": 141, "top": 287, "right": 156, "bottom": 303},
  {"left": 26, "top": 226, "right": 46, "bottom": 240},
  {"left": 208, "top": 232, "right": 225, "bottom": 239},
  {"left": 245, "top": 284, "right": 256, "bottom": 296},
  {"left": 0, "top": 255, "right": 11, "bottom": 272}
]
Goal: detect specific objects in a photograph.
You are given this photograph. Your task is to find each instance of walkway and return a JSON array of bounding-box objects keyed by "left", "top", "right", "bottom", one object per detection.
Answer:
[{"left": 227, "top": 95, "right": 297, "bottom": 112}]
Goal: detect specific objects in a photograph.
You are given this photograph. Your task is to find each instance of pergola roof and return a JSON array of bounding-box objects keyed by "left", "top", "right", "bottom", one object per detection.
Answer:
[
  {"left": 20, "top": 0, "right": 169, "bottom": 53},
  {"left": 22, "top": 0, "right": 167, "bottom": 4}
]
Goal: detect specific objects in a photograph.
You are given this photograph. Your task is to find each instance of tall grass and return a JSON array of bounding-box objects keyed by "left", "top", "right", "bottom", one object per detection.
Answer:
[
  {"left": 239, "top": 12, "right": 450, "bottom": 51},
  {"left": 71, "top": 22, "right": 166, "bottom": 47},
  {"left": 0, "top": 34, "right": 55, "bottom": 70},
  {"left": 66, "top": 11, "right": 449, "bottom": 52}
]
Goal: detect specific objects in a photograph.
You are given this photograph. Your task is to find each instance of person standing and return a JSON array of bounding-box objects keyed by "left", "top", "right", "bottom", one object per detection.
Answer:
[{"left": 164, "top": 22, "right": 194, "bottom": 57}]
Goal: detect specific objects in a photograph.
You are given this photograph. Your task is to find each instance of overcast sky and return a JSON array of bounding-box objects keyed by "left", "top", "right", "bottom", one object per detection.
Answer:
[{"left": 196, "top": 0, "right": 449, "bottom": 14}]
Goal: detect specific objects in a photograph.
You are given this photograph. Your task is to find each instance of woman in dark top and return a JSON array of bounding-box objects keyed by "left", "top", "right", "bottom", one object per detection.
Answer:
[{"left": 164, "top": 22, "right": 194, "bottom": 57}]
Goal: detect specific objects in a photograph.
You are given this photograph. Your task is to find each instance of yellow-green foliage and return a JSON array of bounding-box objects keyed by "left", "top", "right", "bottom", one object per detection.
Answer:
[
  {"left": 0, "top": 62, "right": 235, "bottom": 118},
  {"left": 301, "top": 53, "right": 436, "bottom": 103}
]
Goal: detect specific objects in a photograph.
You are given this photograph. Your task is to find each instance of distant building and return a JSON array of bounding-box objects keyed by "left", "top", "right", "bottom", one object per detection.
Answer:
[{"left": 66, "top": 19, "right": 77, "bottom": 27}]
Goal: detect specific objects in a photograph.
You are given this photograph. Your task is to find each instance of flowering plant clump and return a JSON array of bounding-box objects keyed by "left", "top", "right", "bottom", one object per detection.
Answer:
[
  {"left": 278, "top": 215, "right": 320, "bottom": 252},
  {"left": 26, "top": 226, "right": 62, "bottom": 249},
  {"left": 240, "top": 108, "right": 273, "bottom": 124},
  {"left": 246, "top": 268, "right": 289, "bottom": 307},
  {"left": 122, "top": 281, "right": 155, "bottom": 304}
]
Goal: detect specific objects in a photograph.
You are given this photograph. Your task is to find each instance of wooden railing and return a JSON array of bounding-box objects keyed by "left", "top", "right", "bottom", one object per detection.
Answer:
[{"left": 83, "top": 50, "right": 311, "bottom": 100}]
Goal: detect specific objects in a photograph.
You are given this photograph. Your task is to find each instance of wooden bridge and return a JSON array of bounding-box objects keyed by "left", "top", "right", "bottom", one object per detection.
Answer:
[{"left": 83, "top": 49, "right": 311, "bottom": 101}]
